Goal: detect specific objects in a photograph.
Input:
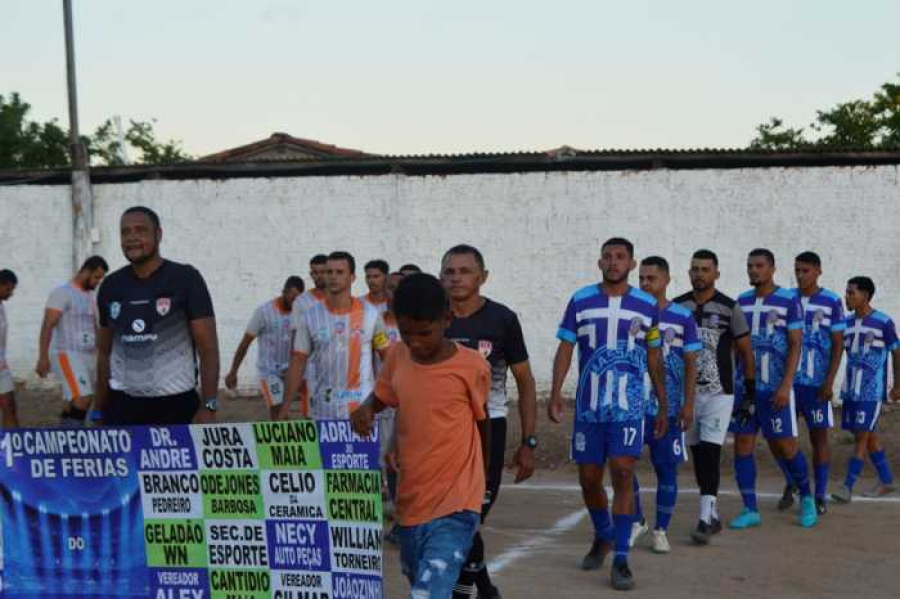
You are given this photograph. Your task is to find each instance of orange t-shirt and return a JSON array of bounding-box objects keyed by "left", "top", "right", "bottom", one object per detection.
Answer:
[{"left": 375, "top": 342, "right": 490, "bottom": 527}]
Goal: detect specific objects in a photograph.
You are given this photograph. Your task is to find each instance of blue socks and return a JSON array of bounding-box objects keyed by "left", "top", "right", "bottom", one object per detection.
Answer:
[
  {"left": 654, "top": 461, "right": 678, "bottom": 531},
  {"left": 632, "top": 476, "right": 644, "bottom": 523},
  {"left": 870, "top": 450, "right": 894, "bottom": 485},
  {"left": 613, "top": 514, "right": 631, "bottom": 564},
  {"left": 776, "top": 457, "right": 793, "bottom": 486},
  {"left": 589, "top": 507, "right": 614, "bottom": 542},
  {"left": 814, "top": 462, "right": 830, "bottom": 500},
  {"left": 845, "top": 457, "right": 864, "bottom": 490},
  {"left": 734, "top": 454, "right": 758, "bottom": 512},
  {"left": 786, "top": 451, "right": 812, "bottom": 497}
]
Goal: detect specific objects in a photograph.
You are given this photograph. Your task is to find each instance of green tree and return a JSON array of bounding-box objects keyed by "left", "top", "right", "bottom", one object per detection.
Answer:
[
  {"left": 750, "top": 74, "right": 900, "bottom": 150},
  {"left": 0, "top": 93, "right": 70, "bottom": 168},
  {"left": 87, "top": 118, "right": 191, "bottom": 166},
  {"left": 0, "top": 91, "right": 192, "bottom": 168}
]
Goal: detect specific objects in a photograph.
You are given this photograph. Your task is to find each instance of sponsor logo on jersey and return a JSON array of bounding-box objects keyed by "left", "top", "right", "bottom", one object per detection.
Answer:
[
  {"left": 156, "top": 297, "right": 171, "bottom": 316},
  {"left": 629, "top": 317, "right": 642, "bottom": 336},
  {"left": 132, "top": 319, "right": 146, "bottom": 333},
  {"left": 664, "top": 327, "right": 677, "bottom": 344},
  {"left": 709, "top": 314, "right": 720, "bottom": 327},
  {"left": 110, "top": 302, "right": 121, "bottom": 320}
]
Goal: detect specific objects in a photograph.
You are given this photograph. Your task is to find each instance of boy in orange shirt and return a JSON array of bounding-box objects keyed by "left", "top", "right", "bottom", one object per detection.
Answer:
[{"left": 352, "top": 273, "right": 491, "bottom": 599}]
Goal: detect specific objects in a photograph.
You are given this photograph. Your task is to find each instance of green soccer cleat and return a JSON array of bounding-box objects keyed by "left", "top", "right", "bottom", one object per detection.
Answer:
[
  {"left": 799, "top": 495, "right": 818, "bottom": 528},
  {"left": 728, "top": 509, "right": 761, "bottom": 530}
]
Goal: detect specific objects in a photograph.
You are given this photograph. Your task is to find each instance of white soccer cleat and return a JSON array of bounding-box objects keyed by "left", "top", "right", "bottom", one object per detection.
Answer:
[
  {"left": 629, "top": 519, "right": 649, "bottom": 548},
  {"left": 862, "top": 482, "right": 898, "bottom": 498},
  {"left": 651, "top": 529, "right": 670, "bottom": 554}
]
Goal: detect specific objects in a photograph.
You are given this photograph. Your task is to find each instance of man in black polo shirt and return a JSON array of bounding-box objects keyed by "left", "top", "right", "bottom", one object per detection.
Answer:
[
  {"left": 95, "top": 206, "right": 220, "bottom": 425},
  {"left": 441, "top": 244, "right": 537, "bottom": 599}
]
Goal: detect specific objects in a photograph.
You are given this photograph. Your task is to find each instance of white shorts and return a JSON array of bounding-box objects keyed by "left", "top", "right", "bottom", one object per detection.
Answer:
[
  {"left": 686, "top": 390, "right": 733, "bottom": 446},
  {"left": 0, "top": 367, "right": 13, "bottom": 394},
  {"left": 259, "top": 374, "right": 287, "bottom": 407},
  {"left": 50, "top": 351, "right": 95, "bottom": 401}
]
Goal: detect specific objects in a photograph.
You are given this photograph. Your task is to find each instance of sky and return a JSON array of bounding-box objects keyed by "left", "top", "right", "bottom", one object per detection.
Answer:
[{"left": 3, "top": 1, "right": 899, "bottom": 157}]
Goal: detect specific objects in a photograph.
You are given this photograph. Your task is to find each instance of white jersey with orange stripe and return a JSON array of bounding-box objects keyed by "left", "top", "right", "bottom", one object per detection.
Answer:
[
  {"left": 246, "top": 298, "right": 293, "bottom": 379},
  {"left": 293, "top": 297, "right": 390, "bottom": 420},
  {"left": 293, "top": 288, "right": 327, "bottom": 319},
  {"left": 46, "top": 282, "right": 97, "bottom": 354},
  {"left": 359, "top": 292, "right": 389, "bottom": 316}
]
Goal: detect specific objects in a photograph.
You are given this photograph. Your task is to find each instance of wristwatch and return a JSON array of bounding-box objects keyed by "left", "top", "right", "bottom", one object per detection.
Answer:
[
  {"left": 204, "top": 397, "right": 220, "bottom": 412},
  {"left": 522, "top": 435, "right": 538, "bottom": 449}
]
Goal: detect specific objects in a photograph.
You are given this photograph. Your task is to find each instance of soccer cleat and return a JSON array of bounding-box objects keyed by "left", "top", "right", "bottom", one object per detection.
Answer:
[
  {"left": 650, "top": 529, "right": 670, "bottom": 554},
  {"left": 815, "top": 497, "right": 827, "bottom": 515},
  {"left": 610, "top": 560, "right": 636, "bottom": 591},
  {"left": 710, "top": 517, "right": 723, "bottom": 535},
  {"left": 831, "top": 484, "right": 853, "bottom": 504},
  {"left": 580, "top": 539, "right": 611, "bottom": 570},
  {"left": 777, "top": 484, "right": 797, "bottom": 511},
  {"left": 862, "top": 482, "right": 898, "bottom": 498},
  {"left": 628, "top": 519, "right": 649, "bottom": 548},
  {"left": 691, "top": 520, "right": 712, "bottom": 545},
  {"left": 799, "top": 496, "right": 818, "bottom": 528},
  {"left": 728, "top": 509, "right": 761, "bottom": 530},
  {"left": 452, "top": 583, "right": 478, "bottom": 599},
  {"left": 477, "top": 585, "right": 502, "bottom": 599}
]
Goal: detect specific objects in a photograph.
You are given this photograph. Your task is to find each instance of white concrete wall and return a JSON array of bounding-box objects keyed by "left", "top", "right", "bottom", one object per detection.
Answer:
[
  {"left": 2, "top": 165, "right": 898, "bottom": 396},
  {"left": 0, "top": 185, "right": 73, "bottom": 389}
]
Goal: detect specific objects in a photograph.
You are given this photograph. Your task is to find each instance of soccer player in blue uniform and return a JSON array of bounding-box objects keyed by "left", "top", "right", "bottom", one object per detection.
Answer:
[
  {"left": 730, "top": 248, "right": 817, "bottom": 529},
  {"left": 548, "top": 238, "right": 668, "bottom": 591},
  {"left": 776, "top": 252, "right": 844, "bottom": 515},
  {"left": 832, "top": 276, "right": 899, "bottom": 503},
  {"left": 631, "top": 256, "right": 700, "bottom": 553}
]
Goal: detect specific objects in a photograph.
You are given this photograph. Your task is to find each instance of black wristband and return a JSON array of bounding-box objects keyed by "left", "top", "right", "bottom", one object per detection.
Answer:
[{"left": 744, "top": 379, "right": 756, "bottom": 399}]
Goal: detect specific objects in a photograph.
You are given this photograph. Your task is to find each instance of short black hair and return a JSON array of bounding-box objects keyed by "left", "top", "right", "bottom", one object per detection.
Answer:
[
  {"left": 640, "top": 256, "right": 669, "bottom": 273},
  {"left": 399, "top": 263, "right": 422, "bottom": 274},
  {"left": 123, "top": 206, "right": 160, "bottom": 228},
  {"left": 795, "top": 251, "right": 821, "bottom": 268},
  {"left": 364, "top": 259, "right": 389, "bottom": 275},
  {"left": 393, "top": 273, "right": 449, "bottom": 322},
  {"left": 80, "top": 255, "right": 109, "bottom": 273},
  {"left": 442, "top": 244, "right": 485, "bottom": 270},
  {"left": 284, "top": 276, "right": 305, "bottom": 292},
  {"left": 692, "top": 249, "right": 719, "bottom": 267},
  {"left": 310, "top": 254, "right": 328, "bottom": 266},
  {"left": 0, "top": 269, "right": 17, "bottom": 285},
  {"left": 848, "top": 276, "right": 876, "bottom": 299},
  {"left": 328, "top": 250, "right": 356, "bottom": 274},
  {"left": 602, "top": 237, "right": 634, "bottom": 257},
  {"left": 748, "top": 248, "right": 775, "bottom": 266}
]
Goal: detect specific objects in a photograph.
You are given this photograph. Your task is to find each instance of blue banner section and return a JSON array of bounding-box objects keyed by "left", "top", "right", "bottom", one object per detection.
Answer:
[
  {"left": 0, "top": 421, "right": 381, "bottom": 599},
  {"left": 316, "top": 421, "right": 380, "bottom": 471}
]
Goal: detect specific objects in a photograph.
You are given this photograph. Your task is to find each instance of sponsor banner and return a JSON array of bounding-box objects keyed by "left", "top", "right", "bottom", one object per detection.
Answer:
[{"left": 0, "top": 421, "right": 381, "bottom": 598}]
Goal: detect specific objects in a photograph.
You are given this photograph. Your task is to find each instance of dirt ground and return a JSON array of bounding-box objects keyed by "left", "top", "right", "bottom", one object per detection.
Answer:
[{"left": 11, "top": 387, "right": 900, "bottom": 598}]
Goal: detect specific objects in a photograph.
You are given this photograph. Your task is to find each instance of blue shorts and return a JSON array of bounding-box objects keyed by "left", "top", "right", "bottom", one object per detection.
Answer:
[
  {"left": 572, "top": 419, "right": 644, "bottom": 464},
  {"left": 841, "top": 400, "right": 882, "bottom": 432},
  {"left": 644, "top": 415, "right": 688, "bottom": 464},
  {"left": 729, "top": 389, "right": 798, "bottom": 440},
  {"left": 399, "top": 511, "right": 479, "bottom": 598},
  {"left": 795, "top": 384, "right": 834, "bottom": 430}
]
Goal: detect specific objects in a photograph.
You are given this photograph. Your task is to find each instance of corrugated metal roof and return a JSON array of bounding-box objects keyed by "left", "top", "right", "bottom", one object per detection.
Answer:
[{"left": 2, "top": 148, "right": 900, "bottom": 186}]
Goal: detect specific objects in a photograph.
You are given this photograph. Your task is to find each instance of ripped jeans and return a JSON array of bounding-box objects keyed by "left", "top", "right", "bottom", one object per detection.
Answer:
[{"left": 399, "top": 510, "right": 480, "bottom": 599}]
